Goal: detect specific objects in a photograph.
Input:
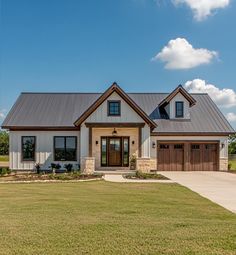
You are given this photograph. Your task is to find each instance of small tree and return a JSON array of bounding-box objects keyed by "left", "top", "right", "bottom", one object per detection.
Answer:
[
  {"left": 229, "top": 134, "right": 236, "bottom": 154},
  {"left": 0, "top": 131, "right": 9, "bottom": 155}
]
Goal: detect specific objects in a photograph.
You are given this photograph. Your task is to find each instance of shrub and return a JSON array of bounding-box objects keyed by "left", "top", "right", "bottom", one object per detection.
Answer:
[
  {"left": 35, "top": 163, "right": 41, "bottom": 174},
  {"left": 64, "top": 163, "right": 73, "bottom": 173},
  {"left": 0, "top": 167, "right": 11, "bottom": 176},
  {"left": 50, "top": 163, "right": 61, "bottom": 173},
  {"left": 228, "top": 163, "right": 232, "bottom": 170}
]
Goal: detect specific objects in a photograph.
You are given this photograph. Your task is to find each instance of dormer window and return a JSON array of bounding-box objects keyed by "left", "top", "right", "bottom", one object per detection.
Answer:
[
  {"left": 108, "top": 100, "right": 121, "bottom": 116},
  {"left": 175, "top": 101, "right": 184, "bottom": 118}
]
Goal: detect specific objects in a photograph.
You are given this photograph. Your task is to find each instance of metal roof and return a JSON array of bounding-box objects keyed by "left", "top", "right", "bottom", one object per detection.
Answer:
[{"left": 2, "top": 92, "right": 235, "bottom": 134}]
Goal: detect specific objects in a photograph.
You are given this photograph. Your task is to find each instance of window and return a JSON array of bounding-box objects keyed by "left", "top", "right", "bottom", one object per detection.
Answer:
[
  {"left": 191, "top": 144, "right": 200, "bottom": 150},
  {"left": 22, "top": 136, "right": 36, "bottom": 161},
  {"left": 101, "top": 137, "right": 107, "bottom": 166},
  {"left": 160, "top": 144, "right": 169, "bottom": 149},
  {"left": 108, "top": 101, "right": 121, "bottom": 116},
  {"left": 175, "top": 101, "right": 184, "bottom": 118},
  {"left": 174, "top": 144, "right": 183, "bottom": 149},
  {"left": 123, "top": 138, "right": 129, "bottom": 167},
  {"left": 54, "top": 136, "right": 77, "bottom": 161}
]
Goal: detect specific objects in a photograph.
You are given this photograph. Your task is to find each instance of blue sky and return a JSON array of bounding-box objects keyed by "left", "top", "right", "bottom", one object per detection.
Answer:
[{"left": 0, "top": 0, "right": 236, "bottom": 128}]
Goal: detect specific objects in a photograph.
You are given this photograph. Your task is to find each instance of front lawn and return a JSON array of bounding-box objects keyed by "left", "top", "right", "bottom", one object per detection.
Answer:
[
  {"left": 0, "top": 182, "right": 235, "bottom": 255},
  {"left": 0, "top": 155, "right": 9, "bottom": 162},
  {"left": 229, "top": 159, "right": 236, "bottom": 171}
]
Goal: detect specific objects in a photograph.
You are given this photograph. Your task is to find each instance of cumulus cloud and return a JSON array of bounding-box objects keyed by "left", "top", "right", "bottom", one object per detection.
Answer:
[
  {"left": 0, "top": 109, "right": 7, "bottom": 119},
  {"left": 226, "top": 112, "right": 236, "bottom": 122},
  {"left": 184, "top": 79, "right": 236, "bottom": 108},
  {"left": 173, "top": 0, "right": 230, "bottom": 21},
  {"left": 152, "top": 38, "right": 217, "bottom": 70}
]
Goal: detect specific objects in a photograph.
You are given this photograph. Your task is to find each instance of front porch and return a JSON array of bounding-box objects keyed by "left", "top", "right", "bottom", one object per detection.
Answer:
[{"left": 80, "top": 122, "right": 154, "bottom": 174}]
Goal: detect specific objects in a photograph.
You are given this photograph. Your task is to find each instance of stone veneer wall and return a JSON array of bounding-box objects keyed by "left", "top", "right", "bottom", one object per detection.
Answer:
[
  {"left": 220, "top": 157, "right": 228, "bottom": 171},
  {"left": 81, "top": 157, "right": 95, "bottom": 174},
  {"left": 136, "top": 158, "right": 151, "bottom": 173},
  {"left": 92, "top": 128, "right": 139, "bottom": 169}
]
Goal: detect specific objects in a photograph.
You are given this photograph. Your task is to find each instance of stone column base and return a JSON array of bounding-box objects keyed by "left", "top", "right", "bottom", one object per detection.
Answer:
[
  {"left": 81, "top": 157, "right": 95, "bottom": 174},
  {"left": 136, "top": 158, "right": 151, "bottom": 173},
  {"left": 220, "top": 157, "right": 228, "bottom": 171}
]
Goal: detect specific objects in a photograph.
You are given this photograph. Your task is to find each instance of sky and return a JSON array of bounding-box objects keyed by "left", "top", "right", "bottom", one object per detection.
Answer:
[{"left": 0, "top": 0, "right": 236, "bottom": 128}]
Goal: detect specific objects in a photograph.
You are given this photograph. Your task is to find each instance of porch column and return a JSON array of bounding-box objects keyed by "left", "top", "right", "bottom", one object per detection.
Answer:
[
  {"left": 138, "top": 126, "right": 142, "bottom": 157},
  {"left": 89, "top": 127, "right": 92, "bottom": 157}
]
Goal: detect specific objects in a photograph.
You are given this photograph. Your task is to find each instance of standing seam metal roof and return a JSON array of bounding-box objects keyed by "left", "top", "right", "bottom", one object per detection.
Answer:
[{"left": 2, "top": 92, "right": 235, "bottom": 134}]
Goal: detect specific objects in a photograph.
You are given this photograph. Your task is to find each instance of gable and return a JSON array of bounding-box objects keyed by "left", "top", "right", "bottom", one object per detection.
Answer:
[
  {"left": 85, "top": 92, "right": 144, "bottom": 123},
  {"left": 74, "top": 83, "right": 157, "bottom": 129},
  {"left": 167, "top": 92, "right": 191, "bottom": 119},
  {"left": 159, "top": 85, "right": 196, "bottom": 108}
]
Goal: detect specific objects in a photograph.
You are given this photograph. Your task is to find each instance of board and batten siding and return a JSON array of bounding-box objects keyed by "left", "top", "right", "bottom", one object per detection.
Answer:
[
  {"left": 80, "top": 91, "right": 151, "bottom": 159},
  {"left": 85, "top": 92, "right": 144, "bottom": 123},
  {"left": 165, "top": 93, "right": 191, "bottom": 119},
  {"left": 150, "top": 136, "right": 228, "bottom": 159},
  {"left": 9, "top": 131, "right": 80, "bottom": 170}
]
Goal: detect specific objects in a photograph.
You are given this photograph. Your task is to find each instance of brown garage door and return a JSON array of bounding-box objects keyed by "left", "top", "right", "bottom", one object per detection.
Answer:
[
  {"left": 157, "top": 143, "right": 184, "bottom": 171},
  {"left": 190, "top": 143, "right": 218, "bottom": 171}
]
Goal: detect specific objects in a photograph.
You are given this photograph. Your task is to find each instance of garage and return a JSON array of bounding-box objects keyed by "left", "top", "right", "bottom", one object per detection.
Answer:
[
  {"left": 157, "top": 143, "right": 184, "bottom": 171},
  {"left": 190, "top": 143, "right": 218, "bottom": 171},
  {"left": 157, "top": 142, "right": 219, "bottom": 171}
]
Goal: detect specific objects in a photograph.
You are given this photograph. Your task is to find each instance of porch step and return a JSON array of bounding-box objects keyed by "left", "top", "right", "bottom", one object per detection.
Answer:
[{"left": 95, "top": 169, "right": 136, "bottom": 175}]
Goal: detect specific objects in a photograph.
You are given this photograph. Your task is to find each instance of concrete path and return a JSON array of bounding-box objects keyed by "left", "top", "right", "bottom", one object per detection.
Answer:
[
  {"left": 104, "top": 174, "right": 174, "bottom": 183},
  {"left": 159, "top": 171, "right": 236, "bottom": 213}
]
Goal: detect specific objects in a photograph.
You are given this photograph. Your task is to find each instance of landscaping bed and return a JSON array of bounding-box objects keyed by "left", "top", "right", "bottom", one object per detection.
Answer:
[
  {"left": 0, "top": 171, "right": 103, "bottom": 182},
  {"left": 124, "top": 171, "right": 169, "bottom": 180}
]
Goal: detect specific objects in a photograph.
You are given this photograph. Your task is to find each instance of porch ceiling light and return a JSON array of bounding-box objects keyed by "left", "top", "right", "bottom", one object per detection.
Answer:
[{"left": 112, "top": 128, "right": 117, "bottom": 136}]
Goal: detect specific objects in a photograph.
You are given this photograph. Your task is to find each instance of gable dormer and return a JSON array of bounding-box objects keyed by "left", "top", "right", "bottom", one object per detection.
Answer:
[{"left": 159, "top": 85, "right": 196, "bottom": 120}]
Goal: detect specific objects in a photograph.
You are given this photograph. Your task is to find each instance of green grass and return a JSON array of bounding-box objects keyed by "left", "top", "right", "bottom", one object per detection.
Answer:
[
  {"left": 229, "top": 159, "right": 236, "bottom": 171},
  {"left": 0, "top": 182, "right": 235, "bottom": 255},
  {"left": 0, "top": 155, "right": 9, "bottom": 162}
]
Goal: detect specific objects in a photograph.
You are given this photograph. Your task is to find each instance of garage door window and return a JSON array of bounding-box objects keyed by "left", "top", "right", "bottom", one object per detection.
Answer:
[
  {"left": 174, "top": 144, "right": 183, "bottom": 149},
  {"left": 191, "top": 144, "right": 200, "bottom": 150},
  {"left": 205, "top": 144, "right": 216, "bottom": 150}
]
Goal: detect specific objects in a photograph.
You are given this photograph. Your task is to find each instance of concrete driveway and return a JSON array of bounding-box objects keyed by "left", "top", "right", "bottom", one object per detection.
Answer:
[{"left": 159, "top": 171, "right": 236, "bottom": 213}]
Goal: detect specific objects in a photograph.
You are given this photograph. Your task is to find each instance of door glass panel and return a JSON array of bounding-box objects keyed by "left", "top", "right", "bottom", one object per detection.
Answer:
[
  {"left": 123, "top": 138, "right": 129, "bottom": 166},
  {"left": 110, "top": 139, "right": 120, "bottom": 151},
  {"left": 101, "top": 138, "right": 107, "bottom": 166}
]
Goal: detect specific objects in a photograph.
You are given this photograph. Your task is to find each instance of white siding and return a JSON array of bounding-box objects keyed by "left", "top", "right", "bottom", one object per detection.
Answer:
[
  {"left": 9, "top": 131, "right": 80, "bottom": 170},
  {"left": 150, "top": 135, "right": 228, "bottom": 159},
  {"left": 86, "top": 92, "right": 144, "bottom": 123},
  {"left": 168, "top": 93, "right": 190, "bottom": 119},
  {"left": 80, "top": 124, "right": 89, "bottom": 158},
  {"left": 142, "top": 124, "right": 150, "bottom": 158}
]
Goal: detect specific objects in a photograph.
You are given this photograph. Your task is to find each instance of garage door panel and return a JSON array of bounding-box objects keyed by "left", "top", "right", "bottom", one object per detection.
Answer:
[
  {"left": 157, "top": 141, "right": 218, "bottom": 171},
  {"left": 190, "top": 143, "right": 218, "bottom": 171},
  {"left": 157, "top": 143, "right": 184, "bottom": 171}
]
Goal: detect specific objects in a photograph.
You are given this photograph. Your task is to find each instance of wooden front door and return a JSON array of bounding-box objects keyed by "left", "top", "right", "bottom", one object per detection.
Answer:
[{"left": 108, "top": 138, "right": 122, "bottom": 166}]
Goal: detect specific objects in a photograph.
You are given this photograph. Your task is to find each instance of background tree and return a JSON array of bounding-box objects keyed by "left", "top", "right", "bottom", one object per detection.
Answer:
[
  {"left": 0, "top": 130, "right": 9, "bottom": 155},
  {"left": 228, "top": 134, "right": 236, "bottom": 155}
]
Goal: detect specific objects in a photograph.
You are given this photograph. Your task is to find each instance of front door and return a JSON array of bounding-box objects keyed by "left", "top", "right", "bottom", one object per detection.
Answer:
[{"left": 108, "top": 138, "right": 122, "bottom": 166}]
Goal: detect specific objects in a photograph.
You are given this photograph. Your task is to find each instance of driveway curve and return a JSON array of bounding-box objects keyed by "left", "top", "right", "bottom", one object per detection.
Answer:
[{"left": 159, "top": 171, "right": 236, "bottom": 213}]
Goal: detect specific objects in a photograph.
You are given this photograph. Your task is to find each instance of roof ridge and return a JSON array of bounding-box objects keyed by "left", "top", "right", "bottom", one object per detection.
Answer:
[{"left": 21, "top": 92, "right": 209, "bottom": 95}]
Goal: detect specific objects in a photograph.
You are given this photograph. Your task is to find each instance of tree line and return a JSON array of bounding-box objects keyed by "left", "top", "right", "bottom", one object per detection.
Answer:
[
  {"left": 0, "top": 131, "right": 9, "bottom": 155},
  {"left": 229, "top": 134, "right": 236, "bottom": 154}
]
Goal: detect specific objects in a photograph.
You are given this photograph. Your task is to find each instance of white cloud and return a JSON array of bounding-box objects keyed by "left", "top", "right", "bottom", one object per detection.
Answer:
[
  {"left": 0, "top": 109, "right": 7, "bottom": 120},
  {"left": 173, "top": 0, "right": 230, "bottom": 21},
  {"left": 226, "top": 112, "right": 236, "bottom": 122},
  {"left": 152, "top": 38, "right": 217, "bottom": 70},
  {"left": 184, "top": 79, "right": 236, "bottom": 108}
]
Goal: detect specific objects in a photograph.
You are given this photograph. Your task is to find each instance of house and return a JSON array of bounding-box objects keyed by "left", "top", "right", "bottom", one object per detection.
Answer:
[{"left": 2, "top": 82, "right": 235, "bottom": 173}]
